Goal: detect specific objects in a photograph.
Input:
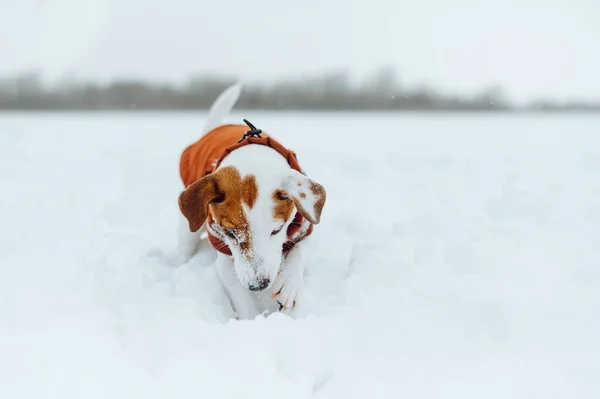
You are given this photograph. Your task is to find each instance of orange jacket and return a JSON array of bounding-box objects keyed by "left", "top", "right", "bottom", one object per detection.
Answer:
[
  {"left": 180, "top": 124, "right": 253, "bottom": 188},
  {"left": 179, "top": 124, "right": 313, "bottom": 255}
]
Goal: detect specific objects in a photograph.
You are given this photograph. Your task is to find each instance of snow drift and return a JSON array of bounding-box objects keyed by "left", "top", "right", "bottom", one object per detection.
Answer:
[{"left": 0, "top": 112, "right": 598, "bottom": 398}]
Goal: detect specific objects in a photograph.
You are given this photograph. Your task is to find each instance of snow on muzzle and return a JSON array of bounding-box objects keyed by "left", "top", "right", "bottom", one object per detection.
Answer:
[{"left": 237, "top": 255, "right": 274, "bottom": 292}]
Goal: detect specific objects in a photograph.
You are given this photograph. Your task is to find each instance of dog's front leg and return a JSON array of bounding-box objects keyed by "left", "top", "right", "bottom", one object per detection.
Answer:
[
  {"left": 216, "top": 253, "right": 260, "bottom": 320},
  {"left": 175, "top": 210, "right": 205, "bottom": 265},
  {"left": 271, "top": 242, "right": 305, "bottom": 311}
]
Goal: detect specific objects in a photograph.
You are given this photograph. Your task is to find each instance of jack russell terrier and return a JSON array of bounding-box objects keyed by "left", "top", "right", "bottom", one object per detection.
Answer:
[{"left": 176, "top": 84, "right": 326, "bottom": 319}]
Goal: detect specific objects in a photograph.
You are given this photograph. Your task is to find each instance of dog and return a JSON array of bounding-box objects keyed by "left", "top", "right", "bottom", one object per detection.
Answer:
[{"left": 176, "top": 83, "right": 326, "bottom": 319}]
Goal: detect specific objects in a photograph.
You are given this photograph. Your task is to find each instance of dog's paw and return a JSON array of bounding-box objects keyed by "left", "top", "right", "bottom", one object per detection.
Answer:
[{"left": 271, "top": 267, "right": 303, "bottom": 311}]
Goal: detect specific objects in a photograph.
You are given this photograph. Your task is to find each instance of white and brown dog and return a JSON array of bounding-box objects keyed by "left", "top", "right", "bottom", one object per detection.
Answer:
[{"left": 176, "top": 84, "right": 326, "bottom": 319}]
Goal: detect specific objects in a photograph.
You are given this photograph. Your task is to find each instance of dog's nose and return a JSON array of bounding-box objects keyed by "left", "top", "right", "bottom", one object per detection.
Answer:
[{"left": 248, "top": 277, "right": 270, "bottom": 292}]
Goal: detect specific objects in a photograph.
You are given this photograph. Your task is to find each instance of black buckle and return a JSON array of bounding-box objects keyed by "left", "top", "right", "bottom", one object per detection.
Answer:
[{"left": 238, "top": 119, "right": 263, "bottom": 143}]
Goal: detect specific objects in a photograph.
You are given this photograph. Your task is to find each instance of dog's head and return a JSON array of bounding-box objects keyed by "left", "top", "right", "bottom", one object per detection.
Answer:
[{"left": 178, "top": 145, "right": 326, "bottom": 291}]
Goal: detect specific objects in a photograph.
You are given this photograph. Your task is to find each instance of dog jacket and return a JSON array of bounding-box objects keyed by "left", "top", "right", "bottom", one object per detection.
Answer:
[{"left": 180, "top": 124, "right": 313, "bottom": 256}]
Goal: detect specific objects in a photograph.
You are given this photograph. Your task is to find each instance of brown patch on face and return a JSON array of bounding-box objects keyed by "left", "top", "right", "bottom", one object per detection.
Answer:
[
  {"left": 208, "top": 167, "right": 253, "bottom": 250},
  {"left": 299, "top": 192, "right": 306, "bottom": 199},
  {"left": 241, "top": 175, "right": 258, "bottom": 208},
  {"left": 272, "top": 189, "right": 294, "bottom": 222},
  {"left": 181, "top": 166, "right": 258, "bottom": 254}
]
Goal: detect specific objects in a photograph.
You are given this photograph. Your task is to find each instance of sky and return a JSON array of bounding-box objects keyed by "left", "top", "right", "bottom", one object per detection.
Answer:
[{"left": 1, "top": 0, "right": 599, "bottom": 104}]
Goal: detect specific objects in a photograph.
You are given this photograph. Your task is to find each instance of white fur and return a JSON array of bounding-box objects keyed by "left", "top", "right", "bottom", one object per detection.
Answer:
[
  {"left": 217, "top": 145, "right": 296, "bottom": 291},
  {"left": 202, "top": 83, "right": 242, "bottom": 134},
  {"left": 174, "top": 209, "right": 204, "bottom": 265}
]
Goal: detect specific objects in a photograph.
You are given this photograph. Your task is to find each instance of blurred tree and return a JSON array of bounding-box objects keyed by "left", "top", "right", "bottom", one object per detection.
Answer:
[{"left": 0, "top": 69, "right": 596, "bottom": 112}]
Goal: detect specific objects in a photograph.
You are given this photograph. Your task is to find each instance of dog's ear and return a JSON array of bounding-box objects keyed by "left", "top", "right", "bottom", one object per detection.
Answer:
[
  {"left": 286, "top": 170, "right": 326, "bottom": 224},
  {"left": 178, "top": 175, "right": 220, "bottom": 232}
]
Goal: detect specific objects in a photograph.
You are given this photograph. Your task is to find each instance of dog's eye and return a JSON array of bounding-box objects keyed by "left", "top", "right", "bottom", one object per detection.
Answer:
[
  {"left": 212, "top": 194, "right": 225, "bottom": 204},
  {"left": 275, "top": 191, "right": 289, "bottom": 201},
  {"left": 271, "top": 226, "right": 283, "bottom": 236},
  {"left": 223, "top": 228, "right": 237, "bottom": 240}
]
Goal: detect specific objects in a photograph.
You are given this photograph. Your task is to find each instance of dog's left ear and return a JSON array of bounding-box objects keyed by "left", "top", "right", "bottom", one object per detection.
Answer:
[
  {"left": 178, "top": 175, "right": 219, "bottom": 232},
  {"left": 286, "top": 170, "right": 326, "bottom": 224}
]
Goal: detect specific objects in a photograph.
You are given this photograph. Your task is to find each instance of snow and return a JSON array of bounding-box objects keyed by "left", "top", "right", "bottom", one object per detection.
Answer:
[{"left": 1, "top": 111, "right": 599, "bottom": 398}]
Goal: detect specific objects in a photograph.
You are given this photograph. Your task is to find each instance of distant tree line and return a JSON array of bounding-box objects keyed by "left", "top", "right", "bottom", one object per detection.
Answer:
[{"left": 0, "top": 68, "right": 598, "bottom": 112}]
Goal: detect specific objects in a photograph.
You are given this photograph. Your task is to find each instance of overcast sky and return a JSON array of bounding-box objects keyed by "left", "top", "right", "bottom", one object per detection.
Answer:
[{"left": 1, "top": 0, "right": 599, "bottom": 103}]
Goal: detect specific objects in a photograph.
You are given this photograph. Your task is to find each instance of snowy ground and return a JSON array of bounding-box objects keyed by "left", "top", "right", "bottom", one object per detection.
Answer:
[{"left": 1, "top": 111, "right": 599, "bottom": 398}]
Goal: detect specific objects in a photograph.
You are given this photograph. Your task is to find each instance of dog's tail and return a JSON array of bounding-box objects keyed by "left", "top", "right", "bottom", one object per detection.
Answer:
[{"left": 201, "top": 83, "right": 243, "bottom": 134}]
